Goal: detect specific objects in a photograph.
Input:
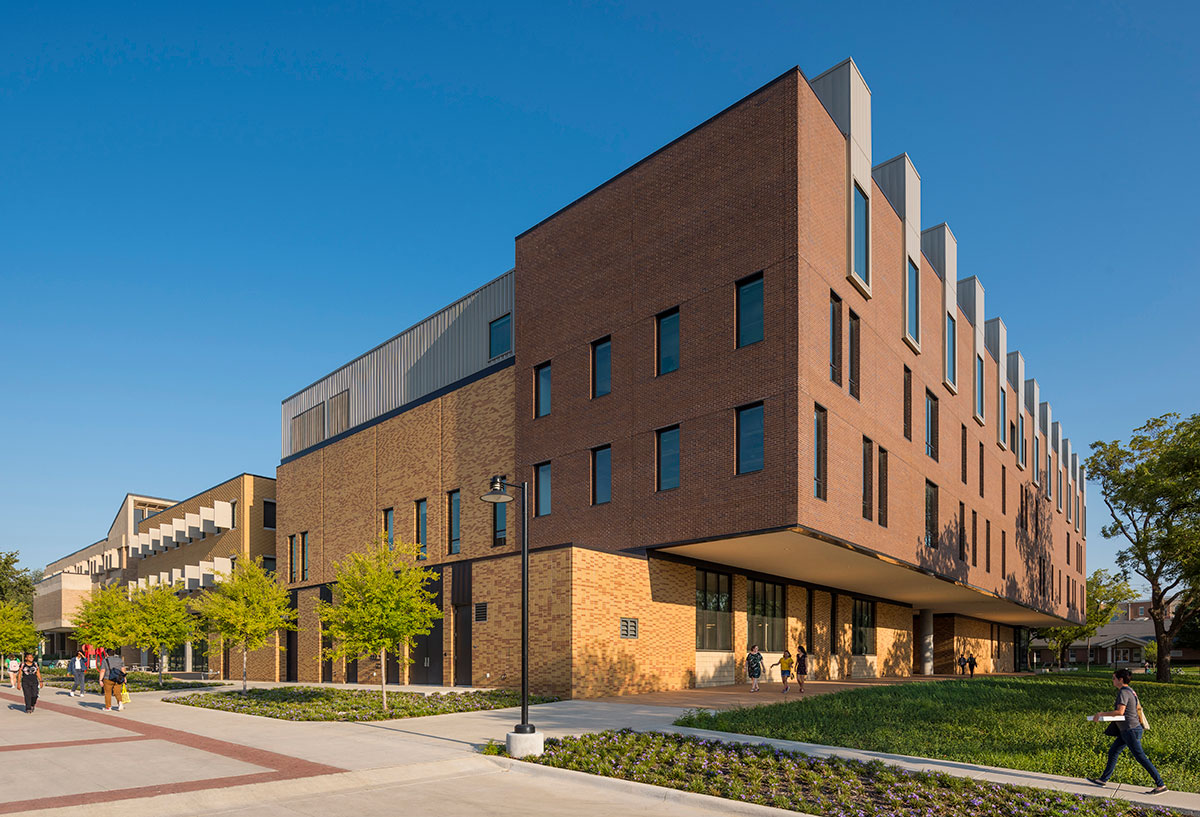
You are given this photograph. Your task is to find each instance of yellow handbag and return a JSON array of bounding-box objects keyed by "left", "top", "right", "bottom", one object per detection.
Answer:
[{"left": 119, "top": 683, "right": 131, "bottom": 704}]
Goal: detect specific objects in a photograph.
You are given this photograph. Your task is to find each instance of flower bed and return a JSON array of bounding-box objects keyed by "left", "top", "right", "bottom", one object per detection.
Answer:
[
  {"left": 525, "top": 731, "right": 1183, "bottom": 817},
  {"left": 168, "top": 686, "right": 558, "bottom": 721},
  {"left": 43, "top": 670, "right": 225, "bottom": 692}
]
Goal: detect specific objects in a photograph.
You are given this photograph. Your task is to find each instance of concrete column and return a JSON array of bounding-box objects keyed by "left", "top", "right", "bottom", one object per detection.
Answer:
[
  {"left": 919, "top": 609, "right": 935, "bottom": 675},
  {"left": 185, "top": 641, "right": 193, "bottom": 673}
]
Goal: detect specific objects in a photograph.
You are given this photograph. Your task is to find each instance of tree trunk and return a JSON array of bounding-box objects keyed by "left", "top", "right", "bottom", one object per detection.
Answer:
[
  {"left": 159, "top": 645, "right": 165, "bottom": 685},
  {"left": 242, "top": 647, "right": 248, "bottom": 693},
  {"left": 1151, "top": 591, "right": 1172, "bottom": 682}
]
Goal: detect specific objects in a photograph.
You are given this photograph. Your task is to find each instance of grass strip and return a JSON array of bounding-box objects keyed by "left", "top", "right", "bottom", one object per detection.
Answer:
[{"left": 42, "top": 669, "right": 225, "bottom": 692}]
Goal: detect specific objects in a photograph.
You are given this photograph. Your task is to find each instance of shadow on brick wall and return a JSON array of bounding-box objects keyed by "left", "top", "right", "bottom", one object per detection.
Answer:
[{"left": 572, "top": 641, "right": 693, "bottom": 698}]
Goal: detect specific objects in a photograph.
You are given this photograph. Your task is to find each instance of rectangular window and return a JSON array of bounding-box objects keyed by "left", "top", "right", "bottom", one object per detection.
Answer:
[
  {"left": 979, "top": 443, "right": 985, "bottom": 498},
  {"left": 1000, "top": 388, "right": 1008, "bottom": 445},
  {"left": 972, "top": 511, "right": 978, "bottom": 567},
  {"left": 534, "top": 362, "right": 551, "bottom": 417},
  {"left": 961, "top": 424, "right": 968, "bottom": 484},
  {"left": 1058, "top": 470, "right": 1063, "bottom": 510},
  {"left": 489, "top": 313, "right": 512, "bottom": 358},
  {"left": 903, "top": 366, "right": 913, "bottom": 440},
  {"left": 591, "top": 337, "right": 611, "bottom": 398},
  {"left": 747, "top": 580, "right": 785, "bottom": 652},
  {"left": 263, "top": 500, "right": 277, "bottom": 530},
  {"left": 492, "top": 500, "right": 506, "bottom": 547},
  {"left": 382, "top": 507, "right": 394, "bottom": 550},
  {"left": 1010, "top": 421, "right": 1017, "bottom": 453},
  {"left": 925, "top": 481, "right": 938, "bottom": 548},
  {"left": 300, "top": 532, "right": 309, "bottom": 581},
  {"left": 656, "top": 308, "right": 680, "bottom": 375},
  {"left": 1067, "top": 532, "right": 1071, "bottom": 566},
  {"left": 906, "top": 259, "right": 920, "bottom": 343},
  {"left": 695, "top": 570, "right": 731, "bottom": 651},
  {"left": 288, "top": 535, "right": 297, "bottom": 583},
  {"left": 230, "top": 500, "right": 238, "bottom": 529},
  {"left": 852, "top": 598, "right": 876, "bottom": 656},
  {"left": 415, "top": 499, "right": 427, "bottom": 559},
  {"left": 814, "top": 405, "right": 828, "bottom": 500},
  {"left": 830, "top": 593, "right": 839, "bottom": 655},
  {"left": 592, "top": 446, "right": 612, "bottom": 504},
  {"left": 853, "top": 184, "right": 870, "bottom": 285},
  {"left": 829, "top": 292, "right": 843, "bottom": 385},
  {"left": 736, "top": 403, "right": 764, "bottom": 474},
  {"left": 848, "top": 310, "right": 861, "bottom": 399},
  {"left": 975, "top": 356, "right": 985, "bottom": 419},
  {"left": 656, "top": 426, "right": 680, "bottom": 491},
  {"left": 1002, "top": 466, "right": 1007, "bottom": 515},
  {"left": 1034, "top": 435, "right": 1041, "bottom": 486},
  {"left": 447, "top": 490, "right": 460, "bottom": 555},
  {"left": 925, "top": 391, "right": 939, "bottom": 460},
  {"left": 877, "top": 448, "right": 888, "bottom": 528},
  {"left": 261, "top": 557, "right": 276, "bottom": 576},
  {"left": 946, "top": 314, "right": 957, "bottom": 385},
  {"left": 535, "top": 462, "right": 552, "bottom": 516},
  {"left": 958, "top": 502, "right": 966, "bottom": 561},
  {"left": 736, "top": 273, "right": 764, "bottom": 347},
  {"left": 1048, "top": 454, "right": 1053, "bottom": 498},
  {"left": 1002, "top": 530, "right": 1007, "bottom": 576},
  {"left": 862, "top": 437, "right": 873, "bottom": 521},
  {"left": 986, "top": 519, "right": 992, "bottom": 572}
]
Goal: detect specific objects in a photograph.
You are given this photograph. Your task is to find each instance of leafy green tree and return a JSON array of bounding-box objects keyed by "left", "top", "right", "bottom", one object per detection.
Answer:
[
  {"left": 1088, "top": 412, "right": 1200, "bottom": 681},
  {"left": 129, "top": 585, "right": 197, "bottom": 685},
  {"left": 0, "top": 551, "right": 37, "bottom": 610},
  {"left": 1037, "top": 569, "right": 1137, "bottom": 668},
  {"left": 72, "top": 583, "right": 134, "bottom": 652},
  {"left": 1143, "top": 640, "right": 1158, "bottom": 667},
  {"left": 0, "top": 600, "right": 39, "bottom": 661},
  {"left": 318, "top": 537, "right": 442, "bottom": 709},
  {"left": 193, "top": 557, "right": 296, "bottom": 692}
]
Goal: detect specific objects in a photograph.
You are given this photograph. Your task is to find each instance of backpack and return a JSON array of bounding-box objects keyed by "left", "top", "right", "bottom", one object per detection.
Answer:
[{"left": 105, "top": 659, "right": 126, "bottom": 685}]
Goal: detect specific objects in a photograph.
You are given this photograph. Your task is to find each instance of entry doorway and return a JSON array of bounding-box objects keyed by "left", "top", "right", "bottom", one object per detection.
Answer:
[
  {"left": 410, "top": 574, "right": 444, "bottom": 685},
  {"left": 454, "top": 605, "right": 472, "bottom": 686}
]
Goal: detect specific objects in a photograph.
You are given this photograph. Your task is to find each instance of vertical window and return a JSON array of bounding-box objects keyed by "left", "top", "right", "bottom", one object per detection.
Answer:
[
  {"left": 906, "top": 259, "right": 920, "bottom": 343},
  {"left": 877, "top": 448, "right": 888, "bottom": 528},
  {"left": 1010, "top": 421, "right": 1017, "bottom": 452},
  {"left": 852, "top": 598, "right": 876, "bottom": 656},
  {"left": 747, "top": 580, "right": 785, "bottom": 652},
  {"left": 230, "top": 500, "right": 238, "bottom": 529},
  {"left": 1000, "top": 388, "right": 1008, "bottom": 444},
  {"left": 492, "top": 499, "right": 506, "bottom": 547},
  {"left": 1034, "top": 435, "right": 1041, "bottom": 486},
  {"left": 975, "top": 356, "right": 985, "bottom": 419},
  {"left": 656, "top": 426, "right": 680, "bottom": 491},
  {"left": 591, "top": 337, "right": 611, "bottom": 398},
  {"left": 848, "top": 310, "right": 861, "bottom": 399},
  {"left": 489, "top": 313, "right": 512, "bottom": 358},
  {"left": 829, "top": 292, "right": 843, "bottom": 385},
  {"left": 447, "top": 491, "right": 460, "bottom": 555},
  {"left": 829, "top": 593, "right": 840, "bottom": 655},
  {"left": 1002, "top": 530, "right": 1007, "bottom": 576},
  {"left": 263, "top": 500, "right": 277, "bottom": 530},
  {"left": 736, "top": 273, "right": 764, "bottom": 347},
  {"left": 656, "top": 308, "right": 680, "bottom": 375},
  {"left": 925, "top": 392, "right": 939, "bottom": 460},
  {"left": 979, "top": 443, "right": 985, "bottom": 498},
  {"left": 946, "top": 314, "right": 957, "bottom": 385},
  {"left": 1002, "top": 466, "right": 1007, "bottom": 515},
  {"left": 736, "top": 403, "right": 764, "bottom": 474},
  {"left": 300, "top": 532, "right": 309, "bottom": 581},
  {"left": 1067, "top": 532, "right": 1071, "bottom": 566},
  {"left": 695, "top": 570, "right": 731, "bottom": 651},
  {"left": 288, "top": 535, "right": 297, "bottom": 582},
  {"left": 958, "top": 502, "right": 966, "bottom": 561},
  {"left": 861, "top": 436, "right": 873, "bottom": 521},
  {"left": 592, "top": 446, "right": 612, "bottom": 504},
  {"left": 382, "top": 508, "right": 394, "bottom": 550},
  {"left": 1048, "top": 454, "right": 1053, "bottom": 497},
  {"left": 903, "top": 366, "right": 913, "bottom": 440},
  {"left": 853, "top": 184, "right": 870, "bottom": 285},
  {"left": 1058, "top": 470, "right": 1063, "bottom": 510},
  {"left": 986, "top": 519, "right": 992, "bottom": 573},
  {"left": 415, "top": 499, "right": 427, "bottom": 559},
  {"left": 534, "top": 362, "right": 551, "bottom": 418},
  {"left": 925, "top": 481, "right": 938, "bottom": 548},
  {"left": 805, "top": 592, "right": 814, "bottom": 654},
  {"left": 535, "top": 462, "right": 552, "bottom": 516},
  {"left": 813, "top": 405, "right": 828, "bottom": 500},
  {"left": 961, "top": 424, "right": 968, "bottom": 484},
  {"left": 971, "top": 511, "right": 978, "bottom": 566}
]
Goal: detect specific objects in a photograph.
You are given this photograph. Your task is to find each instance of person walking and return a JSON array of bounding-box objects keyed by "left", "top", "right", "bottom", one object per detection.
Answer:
[
  {"left": 98, "top": 649, "right": 126, "bottom": 712},
  {"left": 958, "top": 655, "right": 968, "bottom": 676},
  {"left": 7, "top": 656, "right": 19, "bottom": 689},
  {"left": 19, "top": 654, "right": 42, "bottom": 713},
  {"left": 795, "top": 645, "right": 808, "bottom": 694},
  {"left": 746, "top": 645, "right": 764, "bottom": 692},
  {"left": 69, "top": 650, "right": 87, "bottom": 697},
  {"left": 771, "top": 650, "right": 794, "bottom": 693},
  {"left": 1086, "top": 668, "right": 1167, "bottom": 795},
  {"left": 967, "top": 654, "right": 977, "bottom": 678}
]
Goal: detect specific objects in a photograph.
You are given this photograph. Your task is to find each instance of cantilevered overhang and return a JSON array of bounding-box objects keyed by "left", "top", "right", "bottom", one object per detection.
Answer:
[{"left": 650, "top": 526, "right": 1070, "bottom": 628}]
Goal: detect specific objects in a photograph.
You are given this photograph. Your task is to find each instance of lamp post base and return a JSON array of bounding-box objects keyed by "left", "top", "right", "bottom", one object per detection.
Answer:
[{"left": 506, "top": 730, "right": 544, "bottom": 757}]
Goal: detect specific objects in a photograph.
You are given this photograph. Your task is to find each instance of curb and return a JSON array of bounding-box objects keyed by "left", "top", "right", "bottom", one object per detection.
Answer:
[{"left": 487, "top": 755, "right": 815, "bottom": 817}]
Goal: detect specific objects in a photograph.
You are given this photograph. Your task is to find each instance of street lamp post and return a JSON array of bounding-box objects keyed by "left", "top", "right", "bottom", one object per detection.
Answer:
[{"left": 480, "top": 475, "right": 542, "bottom": 755}]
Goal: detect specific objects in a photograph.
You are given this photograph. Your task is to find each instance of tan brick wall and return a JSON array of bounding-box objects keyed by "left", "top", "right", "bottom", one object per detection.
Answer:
[{"left": 876, "top": 602, "right": 913, "bottom": 677}]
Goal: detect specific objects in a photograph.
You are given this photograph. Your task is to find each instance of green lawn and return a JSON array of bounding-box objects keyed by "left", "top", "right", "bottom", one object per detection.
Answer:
[
  {"left": 168, "top": 686, "right": 559, "bottom": 721},
  {"left": 526, "top": 730, "right": 1187, "bottom": 817},
  {"left": 675, "top": 674, "right": 1200, "bottom": 793}
]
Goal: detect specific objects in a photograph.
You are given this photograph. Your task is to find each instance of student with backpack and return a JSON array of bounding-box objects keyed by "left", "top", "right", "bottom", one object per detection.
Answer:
[
  {"left": 7, "top": 656, "right": 19, "bottom": 689},
  {"left": 1086, "top": 668, "right": 1167, "bottom": 795},
  {"left": 98, "top": 649, "right": 127, "bottom": 712}
]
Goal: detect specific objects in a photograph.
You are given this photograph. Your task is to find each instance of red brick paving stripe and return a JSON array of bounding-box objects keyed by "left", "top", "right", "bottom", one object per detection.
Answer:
[
  {"left": 0, "top": 771, "right": 283, "bottom": 814},
  {"left": 0, "top": 734, "right": 149, "bottom": 753}
]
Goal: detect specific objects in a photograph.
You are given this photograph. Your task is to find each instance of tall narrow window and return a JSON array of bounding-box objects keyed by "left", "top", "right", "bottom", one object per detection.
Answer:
[
  {"left": 656, "top": 426, "right": 680, "bottom": 491},
  {"left": 492, "top": 498, "right": 506, "bottom": 547},
  {"left": 382, "top": 507, "right": 394, "bottom": 550},
  {"left": 288, "top": 535, "right": 297, "bottom": 582},
  {"left": 300, "top": 532, "right": 309, "bottom": 581},
  {"left": 656, "top": 308, "right": 680, "bottom": 375},
  {"left": 747, "top": 580, "right": 785, "bottom": 652},
  {"left": 925, "top": 391, "right": 939, "bottom": 460},
  {"left": 986, "top": 519, "right": 992, "bottom": 573},
  {"left": 975, "top": 356, "right": 985, "bottom": 419},
  {"left": 903, "top": 366, "right": 913, "bottom": 440},
  {"left": 489, "top": 313, "right": 512, "bottom": 358},
  {"left": 1067, "top": 532, "right": 1071, "bottom": 566},
  {"left": 853, "top": 184, "right": 870, "bottom": 286},
  {"left": 591, "top": 337, "right": 611, "bottom": 398},
  {"left": 415, "top": 499, "right": 427, "bottom": 559},
  {"left": 736, "top": 273, "right": 764, "bottom": 347},
  {"left": 814, "top": 405, "right": 828, "bottom": 500},
  {"left": 829, "top": 292, "right": 843, "bottom": 385},
  {"left": 979, "top": 443, "right": 985, "bottom": 498},
  {"left": 1058, "top": 470, "right": 1063, "bottom": 511},
  {"left": 535, "top": 462, "right": 552, "bottom": 516},
  {"left": 961, "top": 424, "right": 968, "bottom": 484},
  {"left": 1002, "top": 466, "right": 1007, "bottom": 515},
  {"left": 852, "top": 598, "right": 876, "bottom": 655},
  {"left": 230, "top": 500, "right": 238, "bottom": 529},
  {"left": 946, "top": 314, "right": 957, "bottom": 386},
  {"left": 925, "top": 481, "right": 938, "bottom": 548},
  {"left": 534, "top": 362, "right": 551, "bottom": 417},
  {"left": 848, "top": 310, "right": 861, "bottom": 399},
  {"left": 1019, "top": 413, "right": 1026, "bottom": 466},
  {"left": 862, "top": 436, "right": 873, "bottom": 521},
  {"left": 1002, "top": 530, "right": 1007, "bottom": 577},
  {"left": 263, "top": 500, "right": 277, "bottom": 530},
  {"left": 695, "top": 570, "right": 731, "bottom": 651},
  {"left": 736, "top": 403, "right": 764, "bottom": 474},
  {"left": 592, "top": 446, "right": 612, "bottom": 504},
  {"left": 447, "top": 490, "right": 460, "bottom": 555},
  {"left": 958, "top": 502, "right": 966, "bottom": 561},
  {"left": 971, "top": 510, "right": 978, "bottom": 566},
  {"left": 1034, "top": 435, "right": 1041, "bottom": 486},
  {"left": 1000, "top": 387, "right": 1008, "bottom": 445},
  {"left": 877, "top": 448, "right": 888, "bottom": 528},
  {"left": 1048, "top": 453, "right": 1053, "bottom": 498},
  {"left": 906, "top": 259, "right": 920, "bottom": 343}
]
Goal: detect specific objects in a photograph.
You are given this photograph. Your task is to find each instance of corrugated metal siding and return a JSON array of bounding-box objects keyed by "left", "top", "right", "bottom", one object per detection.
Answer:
[
  {"left": 281, "top": 270, "right": 514, "bottom": 457},
  {"left": 328, "top": 390, "right": 349, "bottom": 437}
]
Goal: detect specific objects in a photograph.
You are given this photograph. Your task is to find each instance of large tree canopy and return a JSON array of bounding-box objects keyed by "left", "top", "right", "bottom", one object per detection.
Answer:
[{"left": 0, "top": 551, "right": 37, "bottom": 610}]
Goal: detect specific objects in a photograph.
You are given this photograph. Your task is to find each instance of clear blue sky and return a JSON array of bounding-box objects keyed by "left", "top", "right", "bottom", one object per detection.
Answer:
[{"left": 3, "top": 1, "right": 1197, "bottom": 584}]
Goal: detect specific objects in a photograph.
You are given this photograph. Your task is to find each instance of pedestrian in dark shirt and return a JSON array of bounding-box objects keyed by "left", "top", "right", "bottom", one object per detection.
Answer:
[
  {"left": 746, "top": 645, "right": 764, "bottom": 693},
  {"left": 795, "top": 645, "right": 808, "bottom": 694},
  {"left": 958, "top": 655, "right": 968, "bottom": 676},
  {"left": 967, "top": 654, "right": 977, "bottom": 678},
  {"left": 19, "top": 654, "right": 42, "bottom": 713},
  {"left": 1086, "top": 668, "right": 1167, "bottom": 795}
]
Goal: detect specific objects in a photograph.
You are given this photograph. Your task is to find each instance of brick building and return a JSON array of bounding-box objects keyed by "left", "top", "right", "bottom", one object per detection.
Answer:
[{"left": 275, "top": 58, "right": 1088, "bottom": 697}]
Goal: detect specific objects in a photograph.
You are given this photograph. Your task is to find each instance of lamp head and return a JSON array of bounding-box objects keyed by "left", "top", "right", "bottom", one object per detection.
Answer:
[{"left": 480, "top": 476, "right": 514, "bottom": 504}]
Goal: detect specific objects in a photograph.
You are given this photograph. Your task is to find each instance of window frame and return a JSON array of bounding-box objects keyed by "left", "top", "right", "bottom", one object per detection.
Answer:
[
  {"left": 829, "top": 292, "right": 843, "bottom": 385},
  {"left": 534, "top": 361, "right": 552, "bottom": 418},
  {"left": 656, "top": 425, "right": 681, "bottom": 492},
  {"left": 488, "top": 313, "right": 512, "bottom": 359},
  {"left": 534, "top": 462, "right": 552, "bottom": 517},
  {"left": 591, "top": 336, "right": 612, "bottom": 398},
  {"left": 905, "top": 259, "right": 920, "bottom": 347},
  {"left": 262, "top": 499, "right": 277, "bottom": 531},
  {"left": 851, "top": 598, "right": 876, "bottom": 656},
  {"left": 746, "top": 579, "right": 785, "bottom": 652},
  {"left": 735, "top": 403, "right": 764, "bottom": 475},
  {"left": 925, "top": 391, "right": 939, "bottom": 461},
  {"left": 415, "top": 499, "right": 428, "bottom": 559},
  {"left": 814, "top": 404, "right": 828, "bottom": 500},
  {"left": 591, "top": 445, "right": 612, "bottom": 505},
  {"left": 656, "top": 307, "right": 680, "bottom": 376},
  {"left": 735, "top": 272, "right": 764, "bottom": 348},
  {"left": 861, "top": 436, "right": 873, "bottom": 521},
  {"left": 852, "top": 183, "right": 870, "bottom": 288},
  {"left": 382, "top": 507, "right": 394, "bottom": 550},
  {"left": 447, "top": 490, "right": 461, "bottom": 555},
  {"left": 848, "top": 309, "right": 861, "bottom": 399},
  {"left": 945, "top": 314, "right": 957, "bottom": 388},
  {"left": 924, "top": 481, "right": 938, "bottom": 548},
  {"left": 695, "top": 569, "right": 732, "bottom": 652}
]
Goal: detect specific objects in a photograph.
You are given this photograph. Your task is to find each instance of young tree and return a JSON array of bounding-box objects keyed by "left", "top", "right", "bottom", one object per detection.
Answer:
[
  {"left": 1088, "top": 413, "right": 1200, "bottom": 681},
  {"left": 73, "top": 583, "right": 134, "bottom": 653},
  {"left": 193, "top": 557, "right": 296, "bottom": 692},
  {"left": 0, "top": 600, "right": 39, "bottom": 662},
  {"left": 1037, "top": 569, "right": 1136, "bottom": 669},
  {"left": 129, "top": 585, "right": 197, "bottom": 685},
  {"left": 318, "top": 537, "right": 442, "bottom": 709}
]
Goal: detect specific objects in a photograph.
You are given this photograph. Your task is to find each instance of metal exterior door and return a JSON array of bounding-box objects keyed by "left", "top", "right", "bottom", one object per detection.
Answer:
[
  {"left": 410, "top": 574, "right": 443, "bottom": 685},
  {"left": 454, "top": 605, "right": 472, "bottom": 686}
]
